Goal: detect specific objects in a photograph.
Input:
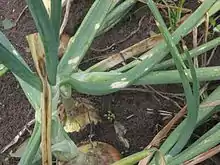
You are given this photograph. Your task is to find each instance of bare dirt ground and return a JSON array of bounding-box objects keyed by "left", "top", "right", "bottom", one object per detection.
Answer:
[{"left": 0, "top": 0, "right": 219, "bottom": 164}]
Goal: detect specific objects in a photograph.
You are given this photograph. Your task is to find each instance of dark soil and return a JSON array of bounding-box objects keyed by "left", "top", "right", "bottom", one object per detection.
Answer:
[{"left": 0, "top": 0, "right": 219, "bottom": 165}]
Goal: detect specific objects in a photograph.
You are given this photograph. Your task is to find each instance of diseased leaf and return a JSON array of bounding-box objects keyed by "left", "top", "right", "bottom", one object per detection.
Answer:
[
  {"left": 61, "top": 97, "right": 101, "bottom": 132},
  {"left": 58, "top": 0, "right": 115, "bottom": 76}
]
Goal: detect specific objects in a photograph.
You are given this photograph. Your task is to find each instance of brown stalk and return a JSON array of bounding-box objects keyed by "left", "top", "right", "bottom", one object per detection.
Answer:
[
  {"left": 88, "top": 8, "right": 193, "bottom": 73},
  {"left": 145, "top": 85, "right": 183, "bottom": 110},
  {"left": 0, "top": 119, "right": 35, "bottom": 153},
  {"left": 183, "top": 144, "right": 220, "bottom": 165},
  {"left": 200, "top": 100, "right": 220, "bottom": 108},
  {"left": 147, "top": 105, "right": 186, "bottom": 149},
  {"left": 87, "top": 34, "right": 163, "bottom": 72},
  {"left": 60, "top": 0, "right": 72, "bottom": 35},
  {"left": 26, "top": 34, "right": 52, "bottom": 165},
  {"left": 40, "top": 66, "right": 52, "bottom": 165},
  {"left": 138, "top": 106, "right": 187, "bottom": 165}
]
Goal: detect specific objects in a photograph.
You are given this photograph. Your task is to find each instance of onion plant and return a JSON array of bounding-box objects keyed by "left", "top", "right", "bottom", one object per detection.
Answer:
[{"left": 0, "top": 0, "right": 220, "bottom": 164}]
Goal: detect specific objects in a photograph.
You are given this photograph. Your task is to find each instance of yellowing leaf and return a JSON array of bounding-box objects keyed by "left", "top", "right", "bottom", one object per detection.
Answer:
[{"left": 61, "top": 98, "right": 101, "bottom": 132}]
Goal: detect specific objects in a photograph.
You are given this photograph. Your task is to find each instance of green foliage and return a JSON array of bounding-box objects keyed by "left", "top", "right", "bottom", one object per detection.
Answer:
[
  {"left": 0, "top": 0, "right": 220, "bottom": 164},
  {"left": 146, "top": 0, "right": 200, "bottom": 156},
  {"left": 58, "top": 0, "right": 115, "bottom": 76},
  {"left": 18, "top": 123, "right": 41, "bottom": 165},
  {"left": 26, "top": 0, "right": 60, "bottom": 85},
  {"left": 116, "top": 0, "right": 220, "bottom": 72},
  {"left": 0, "top": 31, "right": 41, "bottom": 90}
]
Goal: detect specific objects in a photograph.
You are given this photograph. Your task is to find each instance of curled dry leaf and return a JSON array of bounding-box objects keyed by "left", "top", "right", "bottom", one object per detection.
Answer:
[
  {"left": 26, "top": 33, "right": 70, "bottom": 59},
  {"left": 58, "top": 33, "right": 70, "bottom": 58},
  {"left": 59, "top": 97, "right": 101, "bottom": 132},
  {"left": 114, "top": 121, "right": 130, "bottom": 148},
  {"left": 62, "top": 0, "right": 74, "bottom": 7}
]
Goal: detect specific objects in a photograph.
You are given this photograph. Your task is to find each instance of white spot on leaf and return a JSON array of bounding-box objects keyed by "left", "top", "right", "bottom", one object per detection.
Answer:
[
  {"left": 95, "top": 23, "right": 100, "bottom": 30},
  {"left": 198, "top": 47, "right": 205, "bottom": 52},
  {"left": 213, "top": 68, "right": 220, "bottom": 72},
  {"left": 142, "top": 52, "right": 153, "bottom": 60},
  {"left": 111, "top": 81, "right": 129, "bottom": 89},
  {"left": 68, "top": 56, "right": 80, "bottom": 65},
  {"left": 12, "top": 49, "right": 18, "bottom": 56},
  {"left": 0, "top": 64, "right": 5, "bottom": 70},
  {"left": 70, "top": 36, "right": 75, "bottom": 44},
  {"left": 121, "top": 78, "right": 127, "bottom": 81},
  {"left": 147, "top": 52, "right": 153, "bottom": 58}
]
